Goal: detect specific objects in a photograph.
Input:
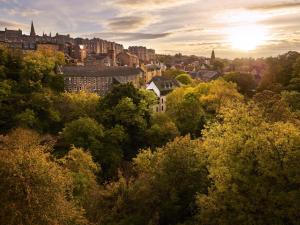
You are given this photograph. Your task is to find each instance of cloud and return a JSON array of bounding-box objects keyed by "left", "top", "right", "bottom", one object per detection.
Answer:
[
  {"left": 113, "top": 0, "right": 194, "bottom": 9},
  {"left": 107, "top": 16, "right": 153, "bottom": 31},
  {"left": 7, "top": 8, "right": 42, "bottom": 17},
  {"left": 187, "top": 41, "right": 228, "bottom": 46},
  {"left": 85, "top": 32, "right": 171, "bottom": 41},
  {"left": 247, "top": 2, "right": 300, "bottom": 10},
  {"left": 0, "top": 19, "right": 28, "bottom": 29}
]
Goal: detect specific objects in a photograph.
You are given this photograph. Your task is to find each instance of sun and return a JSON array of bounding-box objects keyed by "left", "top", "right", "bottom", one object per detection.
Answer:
[{"left": 228, "top": 25, "right": 268, "bottom": 51}]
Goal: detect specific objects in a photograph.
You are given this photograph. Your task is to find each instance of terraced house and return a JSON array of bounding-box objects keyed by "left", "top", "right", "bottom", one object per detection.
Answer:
[{"left": 61, "top": 66, "right": 144, "bottom": 95}]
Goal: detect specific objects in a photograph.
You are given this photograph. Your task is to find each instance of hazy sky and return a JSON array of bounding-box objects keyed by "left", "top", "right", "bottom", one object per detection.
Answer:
[{"left": 1, "top": 0, "right": 300, "bottom": 58}]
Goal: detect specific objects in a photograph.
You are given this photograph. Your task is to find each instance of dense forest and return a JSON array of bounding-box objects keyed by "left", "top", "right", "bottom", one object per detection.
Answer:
[{"left": 0, "top": 46, "right": 300, "bottom": 225}]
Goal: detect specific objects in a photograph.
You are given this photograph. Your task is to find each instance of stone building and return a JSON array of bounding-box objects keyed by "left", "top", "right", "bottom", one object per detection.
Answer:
[
  {"left": 62, "top": 66, "right": 144, "bottom": 95},
  {"left": 0, "top": 21, "right": 124, "bottom": 62},
  {"left": 128, "top": 46, "right": 156, "bottom": 63},
  {"left": 85, "top": 53, "right": 112, "bottom": 67},
  {"left": 117, "top": 51, "right": 139, "bottom": 67},
  {"left": 140, "top": 64, "right": 162, "bottom": 84}
]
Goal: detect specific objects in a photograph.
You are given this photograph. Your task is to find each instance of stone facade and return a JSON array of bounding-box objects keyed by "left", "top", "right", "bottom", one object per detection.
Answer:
[
  {"left": 140, "top": 64, "right": 162, "bottom": 84},
  {"left": 0, "top": 22, "right": 124, "bottom": 63},
  {"left": 62, "top": 66, "right": 144, "bottom": 95},
  {"left": 128, "top": 46, "right": 156, "bottom": 63},
  {"left": 117, "top": 52, "right": 139, "bottom": 67}
]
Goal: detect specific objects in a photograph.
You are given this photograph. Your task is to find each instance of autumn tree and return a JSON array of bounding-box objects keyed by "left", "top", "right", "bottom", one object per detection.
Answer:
[
  {"left": 96, "top": 136, "right": 209, "bottom": 225},
  {"left": 175, "top": 73, "right": 193, "bottom": 85},
  {"left": 198, "top": 102, "right": 300, "bottom": 225},
  {"left": 0, "top": 129, "right": 87, "bottom": 225},
  {"left": 224, "top": 72, "right": 257, "bottom": 96},
  {"left": 146, "top": 113, "right": 179, "bottom": 148}
]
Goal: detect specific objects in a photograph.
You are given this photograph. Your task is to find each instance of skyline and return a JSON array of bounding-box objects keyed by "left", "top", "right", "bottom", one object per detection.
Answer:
[{"left": 1, "top": 0, "right": 300, "bottom": 58}]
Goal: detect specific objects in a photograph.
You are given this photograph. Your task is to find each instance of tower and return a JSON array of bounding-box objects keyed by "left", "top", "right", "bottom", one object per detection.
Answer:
[
  {"left": 30, "top": 21, "right": 36, "bottom": 36},
  {"left": 211, "top": 49, "right": 215, "bottom": 62}
]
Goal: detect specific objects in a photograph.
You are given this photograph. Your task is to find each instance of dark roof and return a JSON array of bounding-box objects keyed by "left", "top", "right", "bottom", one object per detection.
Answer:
[
  {"left": 199, "top": 70, "right": 219, "bottom": 81},
  {"left": 190, "top": 70, "right": 219, "bottom": 81},
  {"left": 62, "top": 66, "right": 143, "bottom": 77},
  {"left": 146, "top": 64, "right": 161, "bottom": 71},
  {"left": 149, "top": 76, "right": 180, "bottom": 95}
]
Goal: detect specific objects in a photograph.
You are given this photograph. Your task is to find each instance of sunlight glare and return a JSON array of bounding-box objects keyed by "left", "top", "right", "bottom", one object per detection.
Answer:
[{"left": 228, "top": 25, "right": 268, "bottom": 51}]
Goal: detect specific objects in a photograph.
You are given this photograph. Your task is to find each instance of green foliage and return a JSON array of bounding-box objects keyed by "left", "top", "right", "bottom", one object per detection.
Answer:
[
  {"left": 97, "top": 136, "right": 209, "bottom": 225},
  {"left": 281, "top": 90, "right": 300, "bottom": 111},
  {"left": 163, "top": 69, "right": 185, "bottom": 78},
  {"left": 55, "top": 91, "right": 100, "bottom": 123},
  {"left": 0, "top": 129, "right": 87, "bottom": 225},
  {"left": 97, "top": 83, "right": 152, "bottom": 160},
  {"left": 166, "top": 79, "right": 243, "bottom": 136},
  {"left": 175, "top": 73, "right": 193, "bottom": 85},
  {"left": 62, "top": 117, "right": 104, "bottom": 151},
  {"left": 253, "top": 90, "right": 294, "bottom": 122},
  {"left": 146, "top": 113, "right": 179, "bottom": 148},
  {"left": 260, "top": 51, "right": 300, "bottom": 90},
  {"left": 224, "top": 72, "right": 257, "bottom": 95},
  {"left": 212, "top": 60, "right": 224, "bottom": 72},
  {"left": 60, "top": 147, "right": 101, "bottom": 222},
  {"left": 61, "top": 117, "right": 126, "bottom": 179},
  {"left": 198, "top": 102, "right": 300, "bottom": 225},
  {"left": 0, "top": 46, "right": 65, "bottom": 133}
]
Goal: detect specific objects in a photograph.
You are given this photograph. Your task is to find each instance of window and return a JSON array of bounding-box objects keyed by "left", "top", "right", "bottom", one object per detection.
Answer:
[
  {"left": 161, "top": 105, "right": 164, "bottom": 111},
  {"left": 161, "top": 98, "right": 164, "bottom": 104},
  {"left": 156, "top": 106, "right": 159, "bottom": 112}
]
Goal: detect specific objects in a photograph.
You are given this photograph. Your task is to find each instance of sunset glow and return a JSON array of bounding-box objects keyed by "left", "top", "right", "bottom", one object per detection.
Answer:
[{"left": 228, "top": 25, "right": 268, "bottom": 51}]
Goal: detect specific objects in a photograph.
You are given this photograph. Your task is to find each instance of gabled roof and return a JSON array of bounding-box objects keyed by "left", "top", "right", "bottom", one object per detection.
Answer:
[
  {"left": 148, "top": 76, "right": 180, "bottom": 95},
  {"left": 199, "top": 70, "right": 219, "bottom": 81},
  {"left": 62, "top": 66, "right": 143, "bottom": 77}
]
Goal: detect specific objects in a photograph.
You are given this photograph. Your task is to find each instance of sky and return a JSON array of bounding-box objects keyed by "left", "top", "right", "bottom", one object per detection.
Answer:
[{"left": 1, "top": 0, "right": 300, "bottom": 58}]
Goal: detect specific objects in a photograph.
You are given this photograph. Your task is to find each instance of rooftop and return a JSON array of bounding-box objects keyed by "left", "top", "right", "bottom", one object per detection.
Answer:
[
  {"left": 149, "top": 76, "right": 180, "bottom": 95},
  {"left": 62, "top": 66, "right": 143, "bottom": 77}
]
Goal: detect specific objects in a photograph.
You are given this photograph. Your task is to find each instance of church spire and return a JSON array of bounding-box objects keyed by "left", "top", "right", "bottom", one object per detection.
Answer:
[
  {"left": 210, "top": 49, "right": 216, "bottom": 63},
  {"left": 30, "top": 21, "right": 36, "bottom": 36},
  {"left": 211, "top": 49, "right": 215, "bottom": 61}
]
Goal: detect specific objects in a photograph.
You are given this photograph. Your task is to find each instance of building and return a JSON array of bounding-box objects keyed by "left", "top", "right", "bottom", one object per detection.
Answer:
[
  {"left": 0, "top": 21, "right": 124, "bottom": 62},
  {"left": 140, "top": 64, "right": 162, "bottom": 84},
  {"left": 146, "top": 76, "right": 180, "bottom": 113},
  {"left": 117, "top": 51, "right": 139, "bottom": 67},
  {"left": 62, "top": 66, "right": 144, "bottom": 95},
  {"left": 85, "top": 53, "right": 112, "bottom": 67},
  {"left": 190, "top": 70, "right": 220, "bottom": 82},
  {"left": 210, "top": 49, "right": 216, "bottom": 64},
  {"left": 128, "top": 46, "right": 156, "bottom": 63}
]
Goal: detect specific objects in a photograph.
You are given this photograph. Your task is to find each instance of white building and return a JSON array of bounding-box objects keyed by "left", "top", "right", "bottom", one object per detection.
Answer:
[{"left": 146, "top": 76, "right": 180, "bottom": 112}]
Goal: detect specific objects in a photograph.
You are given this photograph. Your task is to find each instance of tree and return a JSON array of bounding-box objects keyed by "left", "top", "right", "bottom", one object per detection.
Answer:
[
  {"left": 97, "top": 136, "right": 209, "bottom": 225},
  {"left": 292, "top": 56, "right": 300, "bottom": 78},
  {"left": 253, "top": 90, "right": 293, "bottom": 122},
  {"left": 166, "top": 79, "right": 243, "bottom": 136},
  {"left": 60, "top": 146, "right": 101, "bottom": 223},
  {"left": 260, "top": 51, "right": 300, "bottom": 90},
  {"left": 0, "top": 128, "right": 87, "bottom": 225},
  {"left": 163, "top": 69, "right": 185, "bottom": 78},
  {"left": 197, "top": 102, "right": 300, "bottom": 225},
  {"left": 146, "top": 113, "right": 179, "bottom": 148},
  {"left": 224, "top": 72, "right": 257, "bottom": 95},
  {"left": 61, "top": 117, "right": 104, "bottom": 153},
  {"left": 61, "top": 117, "right": 126, "bottom": 179},
  {"left": 96, "top": 83, "right": 153, "bottom": 160},
  {"left": 54, "top": 91, "right": 100, "bottom": 124},
  {"left": 175, "top": 73, "right": 193, "bottom": 85}
]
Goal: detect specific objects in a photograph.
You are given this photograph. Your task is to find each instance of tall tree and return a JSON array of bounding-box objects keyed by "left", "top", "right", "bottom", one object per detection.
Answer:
[{"left": 0, "top": 129, "right": 87, "bottom": 225}]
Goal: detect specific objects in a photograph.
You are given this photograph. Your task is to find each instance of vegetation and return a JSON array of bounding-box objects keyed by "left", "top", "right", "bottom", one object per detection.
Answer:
[
  {"left": 175, "top": 73, "right": 193, "bottom": 85},
  {"left": 1, "top": 46, "right": 300, "bottom": 225}
]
